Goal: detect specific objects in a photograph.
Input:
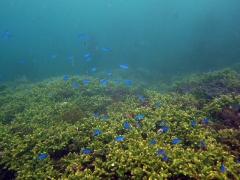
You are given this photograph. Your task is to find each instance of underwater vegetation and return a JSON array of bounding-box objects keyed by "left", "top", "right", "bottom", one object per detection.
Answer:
[{"left": 0, "top": 68, "right": 240, "bottom": 179}]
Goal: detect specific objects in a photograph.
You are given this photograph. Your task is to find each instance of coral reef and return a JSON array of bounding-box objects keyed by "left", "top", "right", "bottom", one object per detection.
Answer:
[{"left": 0, "top": 68, "right": 240, "bottom": 179}]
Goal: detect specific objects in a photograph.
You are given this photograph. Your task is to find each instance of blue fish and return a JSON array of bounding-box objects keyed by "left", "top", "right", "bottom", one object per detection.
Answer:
[
  {"left": 163, "top": 154, "right": 167, "bottom": 161},
  {"left": 82, "top": 148, "right": 91, "bottom": 154},
  {"left": 115, "top": 135, "right": 124, "bottom": 141},
  {"left": 200, "top": 141, "right": 205, "bottom": 147},
  {"left": 156, "top": 102, "right": 162, "bottom": 107},
  {"left": 124, "top": 79, "right": 132, "bottom": 85},
  {"left": 160, "top": 126, "right": 168, "bottom": 131},
  {"left": 123, "top": 121, "right": 130, "bottom": 130},
  {"left": 72, "top": 83, "right": 78, "bottom": 87},
  {"left": 87, "top": 36, "right": 91, "bottom": 40},
  {"left": 82, "top": 78, "right": 90, "bottom": 83},
  {"left": 120, "top": 64, "right": 128, "bottom": 69},
  {"left": 114, "top": 79, "right": 120, "bottom": 83},
  {"left": 76, "top": 74, "right": 80, "bottom": 76},
  {"left": 185, "top": 89, "right": 190, "bottom": 93},
  {"left": 150, "top": 138, "right": 155, "bottom": 145},
  {"left": 67, "top": 55, "right": 73, "bottom": 59},
  {"left": 84, "top": 43, "right": 87, "bottom": 47},
  {"left": 102, "top": 47, "right": 110, "bottom": 52},
  {"left": 191, "top": 120, "right": 197, "bottom": 126},
  {"left": 19, "top": 59, "right": 24, "bottom": 64},
  {"left": 100, "top": 79, "right": 107, "bottom": 85},
  {"left": 93, "top": 113, "right": 98, "bottom": 118},
  {"left": 171, "top": 138, "right": 180, "bottom": 144},
  {"left": 84, "top": 53, "right": 89, "bottom": 57},
  {"left": 135, "top": 122, "right": 140, "bottom": 127},
  {"left": 93, "top": 129, "right": 101, "bottom": 135},
  {"left": 51, "top": 54, "right": 57, "bottom": 59},
  {"left": 220, "top": 164, "right": 225, "bottom": 172},
  {"left": 140, "top": 96, "right": 145, "bottom": 101},
  {"left": 77, "top": 34, "right": 83, "bottom": 38},
  {"left": 204, "top": 118, "right": 209, "bottom": 123},
  {"left": 102, "top": 115, "right": 107, "bottom": 120},
  {"left": 0, "top": 74, "right": 2, "bottom": 78},
  {"left": 3, "top": 29, "right": 9, "bottom": 35},
  {"left": 63, "top": 75, "right": 68, "bottom": 80},
  {"left": 156, "top": 149, "right": 165, "bottom": 155},
  {"left": 85, "top": 57, "right": 92, "bottom": 61},
  {"left": 37, "top": 153, "right": 47, "bottom": 160},
  {"left": 91, "top": 68, "right": 97, "bottom": 71},
  {"left": 106, "top": 71, "right": 112, "bottom": 75},
  {"left": 236, "top": 103, "right": 239, "bottom": 109},
  {"left": 135, "top": 114, "right": 143, "bottom": 119}
]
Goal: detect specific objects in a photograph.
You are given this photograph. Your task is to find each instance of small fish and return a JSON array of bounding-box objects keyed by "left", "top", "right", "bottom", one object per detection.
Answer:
[
  {"left": 171, "top": 138, "right": 180, "bottom": 144},
  {"left": 102, "top": 115, "right": 107, "bottom": 120},
  {"left": 37, "top": 153, "right": 47, "bottom": 160},
  {"left": 191, "top": 120, "right": 197, "bottom": 126},
  {"left": 124, "top": 79, "right": 132, "bottom": 85},
  {"left": 135, "top": 114, "right": 143, "bottom": 119},
  {"left": 204, "top": 118, "right": 209, "bottom": 123},
  {"left": 91, "top": 67, "right": 97, "bottom": 71},
  {"left": 67, "top": 55, "right": 73, "bottom": 59},
  {"left": 77, "top": 34, "right": 83, "bottom": 39},
  {"left": 84, "top": 53, "right": 89, "bottom": 57},
  {"left": 200, "top": 141, "right": 205, "bottom": 148},
  {"left": 120, "top": 64, "right": 128, "bottom": 69},
  {"left": 94, "top": 113, "right": 98, "bottom": 118},
  {"left": 160, "top": 126, "right": 168, "bottom": 131},
  {"left": 150, "top": 138, "right": 155, "bottom": 145},
  {"left": 156, "top": 149, "right": 165, "bottom": 155},
  {"left": 87, "top": 36, "right": 92, "bottom": 40},
  {"left": 163, "top": 154, "right": 167, "bottom": 161},
  {"left": 63, "top": 75, "right": 68, "bottom": 80},
  {"left": 19, "top": 59, "right": 24, "bottom": 64},
  {"left": 82, "top": 148, "right": 91, "bottom": 154},
  {"left": 95, "top": 46, "right": 99, "bottom": 50},
  {"left": 84, "top": 43, "right": 87, "bottom": 47},
  {"left": 85, "top": 57, "right": 92, "bottom": 61},
  {"left": 72, "top": 83, "right": 78, "bottom": 87},
  {"left": 114, "top": 79, "right": 120, "bottom": 83},
  {"left": 185, "top": 89, "right": 190, "bottom": 93},
  {"left": 76, "top": 74, "right": 80, "bottom": 76},
  {"left": 115, "top": 135, "right": 124, "bottom": 141},
  {"left": 156, "top": 102, "right": 162, "bottom": 107},
  {"left": 102, "top": 47, "right": 110, "bottom": 52},
  {"left": 220, "top": 164, "right": 225, "bottom": 172},
  {"left": 100, "top": 79, "right": 107, "bottom": 85},
  {"left": 3, "top": 29, "right": 9, "bottom": 35},
  {"left": 123, "top": 121, "right": 130, "bottom": 130},
  {"left": 140, "top": 96, "right": 145, "bottom": 101},
  {"left": 106, "top": 71, "right": 112, "bottom": 75},
  {"left": 51, "top": 54, "right": 57, "bottom": 59},
  {"left": 82, "top": 78, "right": 90, "bottom": 83},
  {"left": 93, "top": 129, "right": 101, "bottom": 135},
  {"left": 135, "top": 122, "right": 140, "bottom": 127}
]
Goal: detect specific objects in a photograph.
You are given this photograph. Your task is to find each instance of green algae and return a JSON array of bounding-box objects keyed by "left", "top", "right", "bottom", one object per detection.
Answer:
[{"left": 0, "top": 69, "right": 240, "bottom": 179}]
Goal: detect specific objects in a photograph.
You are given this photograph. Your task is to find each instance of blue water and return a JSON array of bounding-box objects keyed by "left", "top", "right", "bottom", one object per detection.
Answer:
[{"left": 0, "top": 0, "right": 240, "bottom": 81}]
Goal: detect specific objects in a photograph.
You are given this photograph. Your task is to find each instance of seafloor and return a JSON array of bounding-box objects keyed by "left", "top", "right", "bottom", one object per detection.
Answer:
[{"left": 0, "top": 67, "right": 240, "bottom": 180}]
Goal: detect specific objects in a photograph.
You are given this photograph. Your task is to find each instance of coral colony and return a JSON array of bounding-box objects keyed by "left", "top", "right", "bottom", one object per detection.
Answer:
[{"left": 0, "top": 68, "right": 240, "bottom": 179}]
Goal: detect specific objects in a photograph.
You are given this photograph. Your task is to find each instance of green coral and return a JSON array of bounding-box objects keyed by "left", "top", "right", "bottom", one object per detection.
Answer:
[{"left": 0, "top": 68, "right": 240, "bottom": 179}]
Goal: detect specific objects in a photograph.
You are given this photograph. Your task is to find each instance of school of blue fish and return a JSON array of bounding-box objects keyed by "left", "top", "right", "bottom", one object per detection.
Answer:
[{"left": 1, "top": 28, "right": 228, "bottom": 173}]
